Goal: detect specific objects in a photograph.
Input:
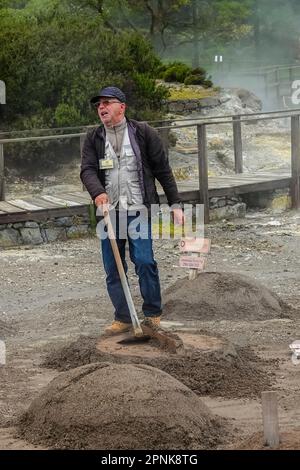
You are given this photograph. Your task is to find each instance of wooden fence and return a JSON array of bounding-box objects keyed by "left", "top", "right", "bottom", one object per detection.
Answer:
[{"left": 1, "top": 108, "right": 300, "bottom": 224}]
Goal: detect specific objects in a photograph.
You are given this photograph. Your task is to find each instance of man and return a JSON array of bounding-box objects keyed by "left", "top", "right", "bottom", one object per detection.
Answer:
[{"left": 80, "top": 86, "right": 184, "bottom": 334}]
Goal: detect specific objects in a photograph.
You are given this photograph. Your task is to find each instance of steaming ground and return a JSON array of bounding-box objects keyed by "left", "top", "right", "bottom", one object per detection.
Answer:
[{"left": 0, "top": 208, "right": 300, "bottom": 448}]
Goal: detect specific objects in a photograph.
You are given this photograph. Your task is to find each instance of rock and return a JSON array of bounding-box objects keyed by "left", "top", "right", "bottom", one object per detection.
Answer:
[
  {"left": 210, "top": 197, "right": 220, "bottom": 205},
  {"left": 66, "top": 225, "right": 89, "bottom": 238},
  {"left": 217, "top": 199, "right": 227, "bottom": 208},
  {"left": 168, "top": 101, "right": 185, "bottom": 113},
  {"left": 54, "top": 217, "right": 73, "bottom": 227},
  {"left": 24, "top": 221, "right": 39, "bottom": 228},
  {"left": 44, "top": 227, "right": 67, "bottom": 242},
  {"left": 185, "top": 100, "right": 199, "bottom": 110},
  {"left": 210, "top": 203, "right": 246, "bottom": 221},
  {"left": 0, "top": 228, "right": 22, "bottom": 247},
  {"left": 20, "top": 228, "right": 43, "bottom": 245},
  {"left": 40, "top": 228, "right": 48, "bottom": 243},
  {"left": 199, "top": 97, "right": 220, "bottom": 108},
  {"left": 232, "top": 88, "right": 262, "bottom": 112}
]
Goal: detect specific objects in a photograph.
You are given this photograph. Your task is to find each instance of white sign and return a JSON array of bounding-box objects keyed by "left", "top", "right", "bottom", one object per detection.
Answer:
[
  {"left": 0, "top": 80, "right": 6, "bottom": 104},
  {"left": 214, "top": 55, "right": 223, "bottom": 63},
  {"left": 180, "top": 237, "right": 210, "bottom": 253},
  {"left": 290, "top": 340, "right": 300, "bottom": 365},
  {"left": 179, "top": 256, "right": 206, "bottom": 270}
]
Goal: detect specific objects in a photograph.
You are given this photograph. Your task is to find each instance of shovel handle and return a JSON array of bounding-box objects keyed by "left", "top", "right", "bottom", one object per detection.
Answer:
[{"left": 103, "top": 210, "right": 143, "bottom": 336}]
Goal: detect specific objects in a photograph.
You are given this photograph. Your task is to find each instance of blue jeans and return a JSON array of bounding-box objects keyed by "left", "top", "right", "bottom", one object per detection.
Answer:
[{"left": 99, "top": 212, "right": 162, "bottom": 323}]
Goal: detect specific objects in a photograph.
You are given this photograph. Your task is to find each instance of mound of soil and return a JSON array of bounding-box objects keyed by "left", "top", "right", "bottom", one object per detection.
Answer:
[
  {"left": 44, "top": 334, "right": 277, "bottom": 399},
  {"left": 19, "top": 362, "right": 227, "bottom": 450},
  {"left": 163, "top": 272, "right": 289, "bottom": 321}
]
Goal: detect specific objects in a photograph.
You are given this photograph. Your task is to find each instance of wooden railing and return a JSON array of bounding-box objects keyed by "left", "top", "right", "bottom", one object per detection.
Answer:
[{"left": 1, "top": 108, "right": 300, "bottom": 223}]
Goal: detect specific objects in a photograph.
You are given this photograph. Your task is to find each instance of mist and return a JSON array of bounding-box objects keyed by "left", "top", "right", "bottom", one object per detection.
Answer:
[{"left": 162, "top": 0, "right": 300, "bottom": 111}]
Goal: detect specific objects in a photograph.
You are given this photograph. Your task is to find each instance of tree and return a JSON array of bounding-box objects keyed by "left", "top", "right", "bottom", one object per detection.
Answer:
[
  {"left": 0, "top": 2, "right": 168, "bottom": 130},
  {"left": 245, "top": 0, "right": 300, "bottom": 65},
  {"left": 118, "top": 0, "right": 252, "bottom": 59}
]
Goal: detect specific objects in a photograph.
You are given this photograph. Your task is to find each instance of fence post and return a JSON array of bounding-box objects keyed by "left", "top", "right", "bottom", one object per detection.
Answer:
[
  {"left": 80, "top": 134, "right": 87, "bottom": 192},
  {"left": 264, "top": 73, "right": 269, "bottom": 99},
  {"left": 0, "top": 142, "right": 5, "bottom": 201},
  {"left": 233, "top": 115, "right": 243, "bottom": 173},
  {"left": 289, "top": 66, "right": 293, "bottom": 85},
  {"left": 275, "top": 68, "right": 280, "bottom": 107},
  {"left": 197, "top": 124, "right": 209, "bottom": 224},
  {"left": 291, "top": 115, "right": 300, "bottom": 209},
  {"left": 261, "top": 391, "right": 280, "bottom": 448}
]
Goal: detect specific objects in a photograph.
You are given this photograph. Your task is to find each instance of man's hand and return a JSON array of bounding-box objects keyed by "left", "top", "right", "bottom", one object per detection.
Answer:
[
  {"left": 94, "top": 193, "right": 109, "bottom": 215},
  {"left": 172, "top": 208, "right": 185, "bottom": 226},
  {"left": 95, "top": 193, "right": 109, "bottom": 207}
]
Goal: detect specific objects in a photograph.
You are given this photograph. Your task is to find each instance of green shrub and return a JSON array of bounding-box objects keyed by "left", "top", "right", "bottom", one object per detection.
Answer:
[
  {"left": 184, "top": 74, "right": 213, "bottom": 87},
  {"left": 163, "top": 63, "right": 191, "bottom": 83},
  {"left": 184, "top": 74, "right": 203, "bottom": 85},
  {"left": 120, "top": 74, "right": 169, "bottom": 121},
  {"left": 1, "top": 10, "right": 170, "bottom": 170},
  {"left": 54, "top": 103, "right": 83, "bottom": 127},
  {"left": 161, "top": 62, "right": 213, "bottom": 87},
  {"left": 0, "top": 10, "right": 168, "bottom": 130},
  {"left": 202, "top": 79, "right": 213, "bottom": 88},
  {"left": 190, "top": 67, "right": 207, "bottom": 77},
  {"left": 156, "top": 63, "right": 169, "bottom": 78},
  {"left": 184, "top": 66, "right": 213, "bottom": 87}
]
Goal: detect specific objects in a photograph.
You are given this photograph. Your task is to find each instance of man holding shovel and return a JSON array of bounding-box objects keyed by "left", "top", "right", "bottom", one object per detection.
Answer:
[{"left": 80, "top": 86, "right": 184, "bottom": 334}]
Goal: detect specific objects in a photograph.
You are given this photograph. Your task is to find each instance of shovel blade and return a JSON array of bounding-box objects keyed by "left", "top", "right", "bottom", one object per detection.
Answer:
[{"left": 117, "top": 335, "right": 151, "bottom": 345}]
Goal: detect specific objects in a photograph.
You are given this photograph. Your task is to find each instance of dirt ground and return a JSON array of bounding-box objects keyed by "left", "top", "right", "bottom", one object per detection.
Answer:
[{"left": 0, "top": 207, "right": 300, "bottom": 449}]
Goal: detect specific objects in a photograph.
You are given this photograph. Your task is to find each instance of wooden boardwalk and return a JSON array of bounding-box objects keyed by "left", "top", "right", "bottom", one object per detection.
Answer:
[{"left": 0, "top": 170, "right": 291, "bottom": 224}]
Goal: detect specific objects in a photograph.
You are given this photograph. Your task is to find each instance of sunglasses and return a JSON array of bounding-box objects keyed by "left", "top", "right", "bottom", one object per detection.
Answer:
[{"left": 94, "top": 99, "right": 121, "bottom": 108}]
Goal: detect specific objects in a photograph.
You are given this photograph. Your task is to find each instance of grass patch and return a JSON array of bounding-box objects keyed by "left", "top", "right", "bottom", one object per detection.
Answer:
[{"left": 168, "top": 87, "right": 217, "bottom": 101}]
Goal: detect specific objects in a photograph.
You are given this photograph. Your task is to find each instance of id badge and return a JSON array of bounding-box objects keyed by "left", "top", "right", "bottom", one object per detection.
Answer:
[{"left": 100, "top": 159, "right": 114, "bottom": 170}]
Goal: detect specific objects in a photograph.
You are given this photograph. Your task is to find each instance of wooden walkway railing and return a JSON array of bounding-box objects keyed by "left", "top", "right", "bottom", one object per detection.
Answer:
[{"left": 1, "top": 108, "right": 300, "bottom": 223}]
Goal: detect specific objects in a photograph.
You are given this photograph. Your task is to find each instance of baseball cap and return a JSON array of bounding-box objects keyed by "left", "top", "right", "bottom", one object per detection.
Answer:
[{"left": 90, "top": 86, "right": 126, "bottom": 105}]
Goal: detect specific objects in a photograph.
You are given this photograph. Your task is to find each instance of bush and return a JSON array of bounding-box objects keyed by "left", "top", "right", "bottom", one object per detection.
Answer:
[
  {"left": 163, "top": 62, "right": 191, "bottom": 83},
  {"left": 54, "top": 103, "right": 83, "bottom": 127},
  {"left": 202, "top": 79, "right": 213, "bottom": 88},
  {"left": 184, "top": 75, "right": 213, "bottom": 87},
  {"left": 0, "top": 10, "right": 168, "bottom": 130},
  {"left": 162, "top": 62, "right": 213, "bottom": 87},
  {"left": 120, "top": 75, "right": 169, "bottom": 121},
  {"left": 184, "top": 67, "right": 213, "bottom": 87},
  {"left": 190, "top": 67, "right": 207, "bottom": 77},
  {"left": 0, "top": 10, "right": 170, "bottom": 169}
]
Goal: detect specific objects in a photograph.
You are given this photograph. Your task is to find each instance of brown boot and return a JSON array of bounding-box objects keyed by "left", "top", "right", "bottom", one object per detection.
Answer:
[
  {"left": 104, "top": 321, "right": 132, "bottom": 335},
  {"left": 142, "top": 316, "right": 161, "bottom": 330}
]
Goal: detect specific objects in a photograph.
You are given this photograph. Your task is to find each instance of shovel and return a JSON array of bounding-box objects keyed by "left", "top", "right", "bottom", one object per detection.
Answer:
[{"left": 103, "top": 210, "right": 150, "bottom": 344}]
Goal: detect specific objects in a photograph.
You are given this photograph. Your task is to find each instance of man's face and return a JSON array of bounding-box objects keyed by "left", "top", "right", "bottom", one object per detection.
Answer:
[{"left": 97, "top": 98, "right": 126, "bottom": 127}]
